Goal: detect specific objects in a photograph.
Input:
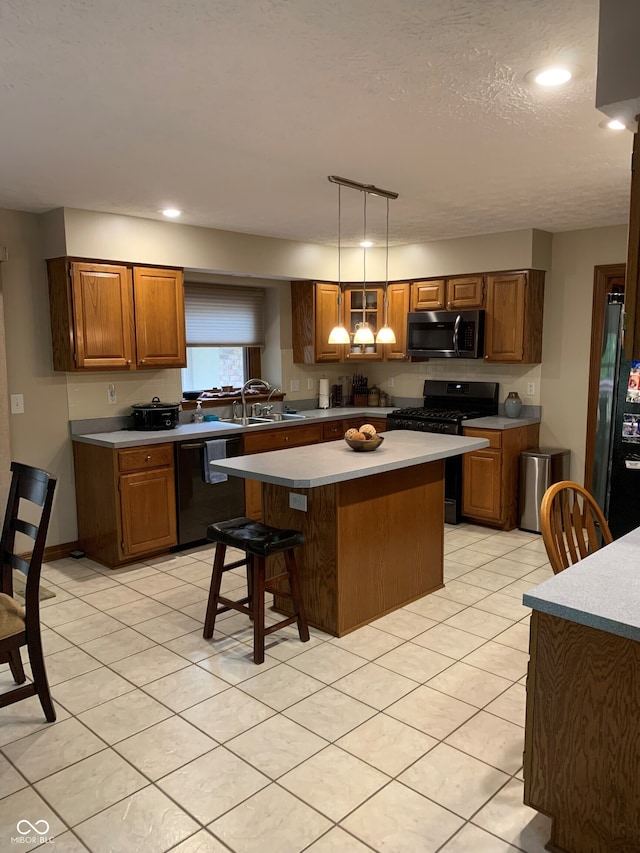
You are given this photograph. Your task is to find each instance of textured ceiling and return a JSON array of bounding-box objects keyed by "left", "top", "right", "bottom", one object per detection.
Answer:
[{"left": 0, "top": 0, "right": 632, "bottom": 246}]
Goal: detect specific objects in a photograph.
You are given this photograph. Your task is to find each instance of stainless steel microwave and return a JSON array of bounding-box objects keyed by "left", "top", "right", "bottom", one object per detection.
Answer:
[{"left": 406, "top": 310, "right": 485, "bottom": 358}]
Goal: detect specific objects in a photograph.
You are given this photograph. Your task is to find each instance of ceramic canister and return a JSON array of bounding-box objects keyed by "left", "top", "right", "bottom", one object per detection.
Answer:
[{"left": 504, "top": 391, "right": 523, "bottom": 418}]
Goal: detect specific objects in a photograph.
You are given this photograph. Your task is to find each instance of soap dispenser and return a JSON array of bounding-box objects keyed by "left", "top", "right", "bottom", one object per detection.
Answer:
[{"left": 193, "top": 401, "right": 204, "bottom": 423}]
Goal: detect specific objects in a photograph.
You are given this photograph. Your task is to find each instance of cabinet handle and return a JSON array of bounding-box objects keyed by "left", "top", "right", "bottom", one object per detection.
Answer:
[
  {"left": 285, "top": 436, "right": 289, "bottom": 442},
  {"left": 126, "top": 360, "right": 132, "bottom": 365},
  {"left": 140, "top": 359, "right": 146, "bottom": 364},
  {"left": 145, "top": 455, "right": 151, "bottom": 461}
]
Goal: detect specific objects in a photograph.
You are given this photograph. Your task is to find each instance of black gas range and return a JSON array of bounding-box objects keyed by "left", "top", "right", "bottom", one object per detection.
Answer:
[{"left": 387, "top": 380, "right": 499, "bottom": 522}]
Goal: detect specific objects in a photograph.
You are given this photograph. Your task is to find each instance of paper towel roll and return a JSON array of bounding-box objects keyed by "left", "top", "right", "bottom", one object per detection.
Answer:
[
  {"left": 319, "top": 394, "right": 330, "bottom": 409},
  {"left": 319, "top": 378, "right": 329, "bottom": 396}
]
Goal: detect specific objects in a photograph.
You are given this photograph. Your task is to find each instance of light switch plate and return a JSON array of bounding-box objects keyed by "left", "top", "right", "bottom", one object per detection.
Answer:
[
  {"left": 10, "top": 394, "right": 24, "bottom": 414},
  {"left": 388, "top": 377, "right": 395, "bottom": 388},
  {"left": 107, "top": 383, "right": 117, "bottom": 404},
  {"left": 290, "top": 379, "right": 301, "bottom": 392},
  {"left": 307, "top": 378, "right": 314, "bottom": 390},
  {"left": 527, "top": 381, "right": 535, "bottom": 396}
]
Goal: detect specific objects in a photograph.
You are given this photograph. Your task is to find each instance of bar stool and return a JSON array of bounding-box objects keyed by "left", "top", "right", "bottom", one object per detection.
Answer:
[{"left": 203, "top": 517, "right": 310, "bottom": 663}]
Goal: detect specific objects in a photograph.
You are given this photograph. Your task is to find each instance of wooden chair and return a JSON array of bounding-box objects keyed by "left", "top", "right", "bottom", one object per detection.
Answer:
[
  {"left": 0, "top": 462, "right": 57, "bottom": 721},
  {"left": 540, "top": 480, "right": 613, "bottom": 575}
]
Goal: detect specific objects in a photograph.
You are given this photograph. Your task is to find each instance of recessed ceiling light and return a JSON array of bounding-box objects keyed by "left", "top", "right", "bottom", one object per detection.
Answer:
[
  {"left": 530, "top": 67, "right": 572, "bottom": 87},
  {"left": 360, "top": 241, "right": 373, "bottom": 248},
  {"left": 607, "top": 119, "right": 626, "bottom": 131},
  {"left": 162, "top": 208, "right": 181, "bottom": 218}
]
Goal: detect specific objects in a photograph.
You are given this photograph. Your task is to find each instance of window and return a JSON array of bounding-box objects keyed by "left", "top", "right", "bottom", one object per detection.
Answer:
[{"left": 181, "top": 283, "right": 265, "bottom": 391}]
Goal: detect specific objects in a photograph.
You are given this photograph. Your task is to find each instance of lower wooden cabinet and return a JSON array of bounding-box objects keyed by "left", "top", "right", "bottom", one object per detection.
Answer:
[
  {"left": 462, "top": 424, "right": 539, "bottom": 530},
  {"left": 73, "top": 441, "right": 177, "bottom": 567}
]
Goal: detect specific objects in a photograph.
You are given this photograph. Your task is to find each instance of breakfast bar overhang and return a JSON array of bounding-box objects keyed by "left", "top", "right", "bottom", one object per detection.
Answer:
[{"left": 210, "top": 430, "right": 489, "bottom": 636}]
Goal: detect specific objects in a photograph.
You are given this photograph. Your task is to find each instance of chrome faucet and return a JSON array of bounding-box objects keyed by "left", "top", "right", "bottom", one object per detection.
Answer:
[
  {"left": 240, "top": 378, "right": 271, "bottom": 422},
  {"left": 263, "top": 386, "right": 281, "bottom": 416}
]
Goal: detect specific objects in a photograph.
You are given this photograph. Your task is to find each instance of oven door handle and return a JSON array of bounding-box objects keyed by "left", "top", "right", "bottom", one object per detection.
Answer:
[{"left": 453, "top": 314, "right": 461, "bottom": 356}]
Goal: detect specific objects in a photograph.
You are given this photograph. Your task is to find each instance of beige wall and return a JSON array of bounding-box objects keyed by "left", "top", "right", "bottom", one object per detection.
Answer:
[
  {"left": 0, "top": 210, "right": 74, "bottom": 545},
  {"left": 540, "top": 225, "right": 628, "bottom": 481},
  {"left": 1, "top": 206, "right": 628, "bottom": 547}
]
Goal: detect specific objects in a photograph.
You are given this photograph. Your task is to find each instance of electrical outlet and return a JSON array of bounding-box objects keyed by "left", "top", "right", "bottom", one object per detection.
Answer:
[
  {"left": 289, "top": 492, "right": 307, "bottom": 512},
  {"left": 307, "top": 378, "right": 314, "bottom": 390},
  {"left": 107, "top": 383, "right": 117, "bottom": 404},
  {"left": 290, "top": 379, "right": 301, "bottom": 392},
  {"left": 527, "top": 381, "right": 535, "bottom": 396},
  {"left": 10, "top": 394, "right": 24, "bottom": 414},
  {"left": 388, "top": 377, "right": 395, "bottom": 388}
]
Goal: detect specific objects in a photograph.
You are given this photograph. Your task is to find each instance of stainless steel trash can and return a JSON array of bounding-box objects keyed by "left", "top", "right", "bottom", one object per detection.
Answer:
[{"left": 519, "top": 448, "right": 570, "bottom": 533}]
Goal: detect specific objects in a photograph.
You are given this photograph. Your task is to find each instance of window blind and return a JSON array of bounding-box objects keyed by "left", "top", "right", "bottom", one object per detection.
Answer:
[{"left": 184, "top": 283, "right": 265, "bottom": 346}]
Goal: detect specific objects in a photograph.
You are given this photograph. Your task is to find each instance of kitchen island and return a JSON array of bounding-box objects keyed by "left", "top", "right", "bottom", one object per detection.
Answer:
[
  {"left": 208, "top": 430, "right": 488, "bottom": 636},
  {"left": 522, "top": 527, "right": 640, "bottom": 853}
]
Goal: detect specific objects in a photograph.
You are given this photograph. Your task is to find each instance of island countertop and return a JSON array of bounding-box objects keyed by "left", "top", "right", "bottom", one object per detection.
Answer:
[
  {"left": 523, "top": 525, "right": 640, "bottom": 642},
  {"left": 208, "top": 430, "right": 489, "bottom": 488}
]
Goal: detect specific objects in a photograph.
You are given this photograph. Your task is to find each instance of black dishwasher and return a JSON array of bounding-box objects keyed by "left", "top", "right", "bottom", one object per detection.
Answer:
[{"left": 173, "top": 435, "right": 245, "bottom": 549}]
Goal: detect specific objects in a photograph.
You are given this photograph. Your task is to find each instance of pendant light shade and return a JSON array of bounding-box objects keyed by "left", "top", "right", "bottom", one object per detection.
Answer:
[
  {"left": 353, "top": 323, "right": 375, "bottom": 344},
  {"left": 376, "top": 324, "right": 396, "bottom": 344},
  {"left": 328, "top": 324, "right": 350, "bottom": 344}
]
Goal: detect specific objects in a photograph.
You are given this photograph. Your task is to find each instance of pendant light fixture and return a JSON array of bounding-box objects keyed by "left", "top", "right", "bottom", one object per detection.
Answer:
[
  {"left": 353, "top": 190, "right": 375, "bottom": 345},
  {"left": 376, "top": 196, "right": 397, "bottom": 345},
  {"left": 327, "top": 183, "right": 350, "bottom": 345},
  {"left": 327, "top": 176, "right": 399, "bottom": 348}
]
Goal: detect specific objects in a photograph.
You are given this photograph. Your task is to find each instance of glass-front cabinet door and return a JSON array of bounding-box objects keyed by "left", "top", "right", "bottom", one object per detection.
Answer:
[{"left": 344, "top": 285, "right": 384, "bottom": 360}]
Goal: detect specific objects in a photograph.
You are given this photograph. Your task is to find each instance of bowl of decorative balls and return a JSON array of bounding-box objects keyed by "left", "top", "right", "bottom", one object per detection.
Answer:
[{"left": 344, "top": 423, "right": 384, "bottom": 451}]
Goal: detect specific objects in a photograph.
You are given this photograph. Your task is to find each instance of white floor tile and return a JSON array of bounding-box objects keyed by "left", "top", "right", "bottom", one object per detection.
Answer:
[
  {"left": 386, "top": 685, "right": 477, "bottom": 739},
  {"left": 445, "top": 710, "right": 525, "bottom": 774},
  {"left": 181, "top": 687, "right": 275, "bottom": 742},
  {"left": 282, "top": 687, "right": 376, "bottom": 741},
  {"left": 209, "top": 783, "right": 331, "bottom": 853},
  {"left": 399, "top": 742, "right": 509, "bottom": 818},
  {"left": 341, "top": 780, "right": 464, "bottom": 852},
  {"left": 462, "top": 641, "right": 529, "bottom": 681},
  {"left": 485, "top": 683, "right": 527, "bottom": 727},
  {"left": 0, "top": 786, "right": 68, "bottom": 849},
  {"left": 472, "top": 778, "right": 553, "bottom": 851},
  {"left": 169, "top": 830, "right": 230, "bottom": 853},
  {"left": 34, "top": 749, "right": 146, "bottom": 825},
  {"left": 1, "top": 717, "right": 104, "bottom": 782},
  {"left": 370, "top": 609, "right": 437, "bottom": 639},
  {"left": 78, "top": 690, "right": 173, "bottom": 744},
  {"left": 75, "top": 785, "right": 198, "bottom": 853},
  {"left": 376, "top": 642, "right": 453, "bottom": 682},
  {"left": 305, "top": 827, "right": 373, "bottom": 852},
  {"left": 114, "top": 716, "right": 216, "bottom": 780},
  {"left": 197, "top": 644, "right": 278, "bottom": 684},
  {"left": 412, "top": 622, "right": 486, "bottom": 658},
  {"left": 237, "top": 662, "right": 324, "bottom": 711},
  {"left": 52, "top": 667, "right": 135, "bottom": 714},
  {"left": 427, "top": 661, "right": 513, "bottom": 708},
  {"left": 225, "top": 713, "right": 327, "bottom": 778},
  {"left": 328, "top": 625, "right": 403, "bottom": 659},
  {"left": 332, "top": 662, "right": 419, "bottom": 710},
  {"left": 110, "top": 645, "right": 190, "bottom": 686},
  {"left": 336, "top": 713, "right": 436, "bottom": 777},
  {"left": 444, "top": 607, "right": 514, "bottom": 639},
  {"left": 279, "top": 744, "right": 389, "bottom": 820},
  {"left": 158, "top": 746, "right": 269, "bottom": 824},
  {"left": 440, "top": 823, "right": 520, "bottom": 852},
  {"left": 143, "top": 664, "right": 230, "bottom": 711},
  {"left": 79, "top": 626, "right": 156, "bottom": 663},
  {"left": 287, "top": 643, "right": 366, "bottom": 683},
  {"left": 0, "top": 753, "right": 28, "bottom": 798}
]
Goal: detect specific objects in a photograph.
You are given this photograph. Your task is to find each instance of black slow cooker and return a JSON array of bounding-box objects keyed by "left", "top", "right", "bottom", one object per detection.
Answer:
[{"left": 131, "top": 397, "right": 180, "bottom": 430}]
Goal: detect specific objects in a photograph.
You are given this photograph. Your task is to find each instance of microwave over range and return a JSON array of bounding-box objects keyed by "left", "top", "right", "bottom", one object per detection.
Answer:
[{"left": 406, "top": 309, "right": 485, "bottom": 359}]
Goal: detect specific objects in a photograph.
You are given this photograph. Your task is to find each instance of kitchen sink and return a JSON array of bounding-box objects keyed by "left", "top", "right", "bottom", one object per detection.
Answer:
[
  {"left": 219, "top": 413, "right": 307, "bottom": 426},
  {"left": 265, "top": 412, "right": 306, "bottom": 421}
]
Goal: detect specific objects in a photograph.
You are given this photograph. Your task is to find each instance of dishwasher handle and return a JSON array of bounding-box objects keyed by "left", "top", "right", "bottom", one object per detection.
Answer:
[{"left": 180, "top": 442, "right": 206, "bottom": 450}]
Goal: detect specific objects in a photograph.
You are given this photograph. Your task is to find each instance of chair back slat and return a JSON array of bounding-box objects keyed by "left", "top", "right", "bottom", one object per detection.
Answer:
[
  {"left": 541, "top": 480, "right": 613, "bottom": 575},
  {"left": 0, "top": 461, "right": 57, "bottom": 613}
]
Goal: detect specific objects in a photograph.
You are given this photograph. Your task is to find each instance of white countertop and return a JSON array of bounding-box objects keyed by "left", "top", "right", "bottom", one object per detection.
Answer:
[
  {"left": 70, "top": 408, "right": 395, "bottom": 448},
  {"left": 464, "top": 415, "right": 540, "bottom": 429},
  {"left": 208, "top": 430, "right": 489, "bottom": 488},
  {"left": 523, "top": 526, "right": 640, "bottom": 642}
]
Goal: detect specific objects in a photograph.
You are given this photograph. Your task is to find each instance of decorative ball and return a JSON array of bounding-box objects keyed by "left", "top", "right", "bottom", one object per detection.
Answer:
[
  {"left": 344, "top": 428, "right": 360, "bottom": 440},
  {"left": 359, "top": 424, "right": 377, "bottom": 437},
  {"left": 352, "top": 431, "right": 367, "bottom": 441}
]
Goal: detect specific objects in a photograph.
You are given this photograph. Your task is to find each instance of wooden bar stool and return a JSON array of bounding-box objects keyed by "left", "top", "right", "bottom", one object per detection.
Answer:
[{"left": 203, "top": 517, "right": 310, "bottom": 663}]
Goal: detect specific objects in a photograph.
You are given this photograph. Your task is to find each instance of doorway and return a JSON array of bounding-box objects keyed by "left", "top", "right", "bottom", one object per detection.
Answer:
[{"left": 584, "top": 263, "right": 626, "bottom": 491}]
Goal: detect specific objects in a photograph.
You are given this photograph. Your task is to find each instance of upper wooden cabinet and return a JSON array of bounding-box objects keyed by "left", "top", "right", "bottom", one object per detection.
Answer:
[
  {"left": 384, "top": 282, "right": 410, "bottom": 361},
  {"left": 484, "top": 270, "right": 545, "bottom": 364},
  {"left": 291, "top": 281, "right": 343, "bottom": 364},
  {"left": 410, "top": 275, "right": 485, "bottom": 311},
  {"left": 47, "top": 258, "right": 186, "bottom": 371}
]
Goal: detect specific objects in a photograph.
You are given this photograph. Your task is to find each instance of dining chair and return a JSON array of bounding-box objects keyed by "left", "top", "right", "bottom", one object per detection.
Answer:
[
  {"left": 540, "top": 480, "right": 613, "bottom": 575},
  {"left": 0, "top": 462, "right": 57, "bottom": 721}
]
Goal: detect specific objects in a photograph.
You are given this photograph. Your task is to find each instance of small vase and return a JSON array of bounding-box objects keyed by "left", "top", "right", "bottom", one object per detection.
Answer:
[{"left": 504, "top": 391, "right": 523, "bottom": 419}]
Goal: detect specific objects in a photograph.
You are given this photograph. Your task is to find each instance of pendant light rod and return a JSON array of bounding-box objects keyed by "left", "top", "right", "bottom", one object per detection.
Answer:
[{"left": 328, "top": 175, "right": 398, "bottom": 200}]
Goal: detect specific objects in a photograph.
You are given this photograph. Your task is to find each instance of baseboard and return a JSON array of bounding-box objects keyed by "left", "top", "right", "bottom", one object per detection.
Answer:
[{"left": 18, "top": 541, "right": 81, "bottom": 563}]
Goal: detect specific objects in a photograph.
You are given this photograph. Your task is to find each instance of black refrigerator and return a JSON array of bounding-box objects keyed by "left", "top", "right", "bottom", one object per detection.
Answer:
[{"left": 592, "top": 295, "right": 640, "bottom": 539}]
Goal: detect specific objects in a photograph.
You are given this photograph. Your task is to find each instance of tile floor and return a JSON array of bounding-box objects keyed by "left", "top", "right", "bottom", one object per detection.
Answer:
[{"left": 0, "top": 523, "right": 554, "bottom": 852}]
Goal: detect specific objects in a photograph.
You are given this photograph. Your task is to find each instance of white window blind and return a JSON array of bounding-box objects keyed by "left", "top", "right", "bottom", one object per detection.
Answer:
[{"left": 184, "top": 283, "right": 265, "bottom": 346}]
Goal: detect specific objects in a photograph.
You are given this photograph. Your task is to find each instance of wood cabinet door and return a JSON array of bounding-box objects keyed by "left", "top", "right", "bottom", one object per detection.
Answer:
[
  {"left": 384, "top": 283, "right": 410, "bottom": 360},
  {"left": 485, "top": 272, "right": 527, "bottom": 362},
  {"left": 344, "top": 285, "right": 384, "bottom": 360},
  {"left": 70, "top": 262, "right": 135, "bottom": 369},
  {"left": 447, "top": 275, "right": 485, "bottom": 309},
  {"left": 410, "top": 280, "right": 445, "bottom": 311},
  {"left": 314, "top": 282, "right": 344, "bottom": 362},
  {"left": 133, "top": 267, "right": 187, "bottom": 368},
  {"left": 119, "top": 466, "right": 177, "bottom": 557},
  {"left": 462, "top": 450, "right": 502, "bottom": 521}
]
